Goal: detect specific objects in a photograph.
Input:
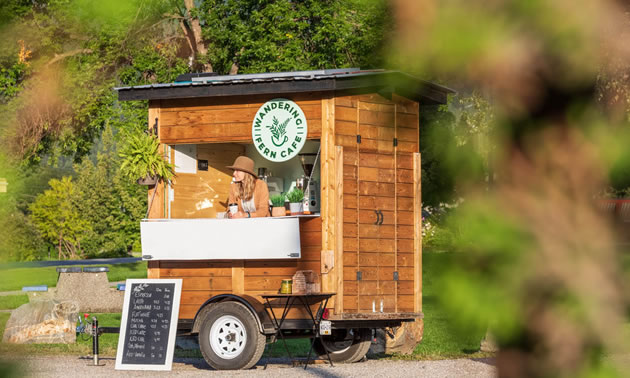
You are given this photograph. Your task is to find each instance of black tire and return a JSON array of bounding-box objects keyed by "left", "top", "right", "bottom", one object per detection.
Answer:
[
  {"left": 198, "top": 301, "right": 266, "bottom": 370},
  {"left": 313, "top": 328, "right": 372, "bottom": 363}
]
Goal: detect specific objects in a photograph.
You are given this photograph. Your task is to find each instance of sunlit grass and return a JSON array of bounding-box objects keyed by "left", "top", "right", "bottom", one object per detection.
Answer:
[
  {"left": 0, "top": 262, "right": 147, "bottom": 292},
  {"left": 410, "top": 251, "right": 488, "bottom": 359},
  {"left": 0, "top": 295, "right": 29, "bottom": 310}
]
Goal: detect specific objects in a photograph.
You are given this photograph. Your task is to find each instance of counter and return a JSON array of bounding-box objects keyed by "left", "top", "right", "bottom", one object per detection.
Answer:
[{"left": 140, "top": 214, "right": 320, "bottom": 261}]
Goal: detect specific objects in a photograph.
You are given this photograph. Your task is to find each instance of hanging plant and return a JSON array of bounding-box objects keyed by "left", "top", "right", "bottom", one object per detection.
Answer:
[{"left": 119, "top": 132, "right": 175, "bottom": 186}]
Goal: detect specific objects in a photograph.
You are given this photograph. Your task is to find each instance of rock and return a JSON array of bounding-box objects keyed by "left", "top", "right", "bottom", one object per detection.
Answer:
[
  {"left": 368, "top": 320, "right": 424, "bottom": 356},
  {"left": 54, "top": 272, "right": 123, "bottom": 313},
  {"left": 3, "top": 299, "right": 79, "bottom": 344}
]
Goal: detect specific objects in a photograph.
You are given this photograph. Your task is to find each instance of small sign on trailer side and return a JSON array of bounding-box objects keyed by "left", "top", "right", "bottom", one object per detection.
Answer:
[{"left": 115, "top": 279, "right": 182, "bottom": 371}]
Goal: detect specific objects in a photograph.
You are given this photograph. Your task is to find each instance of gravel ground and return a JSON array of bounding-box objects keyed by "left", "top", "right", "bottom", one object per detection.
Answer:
[{"left": 4, "top": 356, "right": 497, "bottom": 378}]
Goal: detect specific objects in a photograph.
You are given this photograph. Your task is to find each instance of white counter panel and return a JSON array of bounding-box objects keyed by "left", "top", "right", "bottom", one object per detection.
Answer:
[{"left": 140, "top": 217, "right": 301, "bottom": 260}]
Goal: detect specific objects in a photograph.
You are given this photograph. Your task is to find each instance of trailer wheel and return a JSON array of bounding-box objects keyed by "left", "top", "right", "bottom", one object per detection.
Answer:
[
  {"left": 313, "top": 328, "right": 371, "bottom": 363},
  {"left": 198, "top": 302, "right": 265, "bottom": 370}
]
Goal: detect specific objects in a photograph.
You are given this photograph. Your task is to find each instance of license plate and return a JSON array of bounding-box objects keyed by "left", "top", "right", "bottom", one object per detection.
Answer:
[{"left": 319, "top": 320, "right": 331, "bottom": 335}]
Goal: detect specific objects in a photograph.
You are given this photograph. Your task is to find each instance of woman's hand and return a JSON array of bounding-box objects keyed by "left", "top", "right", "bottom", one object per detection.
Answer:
[{"left": 230, "top": 211, "right": 246, "bottom": 219}]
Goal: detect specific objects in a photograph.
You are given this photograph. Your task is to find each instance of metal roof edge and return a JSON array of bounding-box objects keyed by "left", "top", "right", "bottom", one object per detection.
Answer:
[{"left": 114, "top": 69, "right": 454, "bottom": 104}]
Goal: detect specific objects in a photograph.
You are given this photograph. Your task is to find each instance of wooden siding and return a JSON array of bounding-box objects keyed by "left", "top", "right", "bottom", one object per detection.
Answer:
[
  {"left": 158, "top": 94, "right": 322, "bottom": 144},
  {"left": 336, "top": 93, "right": 419, "bottom": 314},
  {"left": 147, "top": 216, "right": 322, "bottom": 320},
  {"left": 147, "top": 91, "right": 421, "bottom": 323}
]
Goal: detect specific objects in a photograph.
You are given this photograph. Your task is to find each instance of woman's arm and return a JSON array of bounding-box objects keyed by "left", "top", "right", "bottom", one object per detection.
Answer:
[{"left": 250, "top": 180, "right": 270, "bottom": 218}]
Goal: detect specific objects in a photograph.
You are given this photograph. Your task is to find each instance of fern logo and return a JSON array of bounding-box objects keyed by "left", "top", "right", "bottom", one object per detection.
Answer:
[
  {"left": 252, "top": 98, "right": 307, "bottom": 162},
  {"left": 267, "top": 116, "right": 290, "bottom": 147}
]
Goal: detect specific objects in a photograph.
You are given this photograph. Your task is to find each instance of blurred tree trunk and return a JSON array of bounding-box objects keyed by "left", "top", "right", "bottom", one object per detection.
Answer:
[{"left": 182, "top": 0, "right": 212, "bottom": 72}]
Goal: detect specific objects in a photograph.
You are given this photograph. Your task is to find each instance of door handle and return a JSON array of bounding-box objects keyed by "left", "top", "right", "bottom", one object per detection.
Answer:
[{"left": 373, "top": 210, "right": 384, "bottom": 225}]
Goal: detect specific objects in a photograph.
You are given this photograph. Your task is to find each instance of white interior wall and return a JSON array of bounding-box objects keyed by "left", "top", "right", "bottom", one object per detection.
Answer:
[{"left": 245, "top": 139, "right": 321, "bottom": 193}]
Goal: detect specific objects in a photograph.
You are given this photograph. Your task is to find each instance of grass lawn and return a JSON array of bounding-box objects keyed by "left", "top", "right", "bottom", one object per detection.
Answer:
[
  {"left": 0, "top": 295, "right": 29, "bottom": 310},
  {"left": 410, "top": 251, "right": 489, "bottom": 360},
  {"left": 0, "top": 253, "right": 487, "bottom": 360},
  {"left": 0, "top": 262, "right": 147, "bottom": 292}
]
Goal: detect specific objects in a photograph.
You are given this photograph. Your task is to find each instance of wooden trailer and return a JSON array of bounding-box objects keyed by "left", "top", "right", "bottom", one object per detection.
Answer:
[{"left": 115, "top": 69, "right": 452, "bottom": 369}]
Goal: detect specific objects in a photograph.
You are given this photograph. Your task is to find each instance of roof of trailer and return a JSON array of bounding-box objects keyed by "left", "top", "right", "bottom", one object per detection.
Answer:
[{"left": 114, "top": 68, "right": 454, "bottom": 105}]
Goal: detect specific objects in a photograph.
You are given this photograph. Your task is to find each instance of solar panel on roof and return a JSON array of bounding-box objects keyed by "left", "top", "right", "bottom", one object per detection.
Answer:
[{"left": 190, "top": 68, "right": 361, "bottom": 83}]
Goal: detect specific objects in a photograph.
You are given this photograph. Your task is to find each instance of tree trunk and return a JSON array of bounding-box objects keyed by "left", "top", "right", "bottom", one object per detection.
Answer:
[
  {"left": 183, "top": 0, "right": 212, "bottom": 72},
  {"left": 229, "top": 47, "right": 245, "bottom": 75},
  {"left": 58, "top": 232, "right": 62, "bottom": 260}
]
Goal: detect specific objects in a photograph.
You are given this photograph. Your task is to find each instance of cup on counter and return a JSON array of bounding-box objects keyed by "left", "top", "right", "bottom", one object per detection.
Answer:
[{"left": 229, "top": 203, "right": 239, "bottom": 215}]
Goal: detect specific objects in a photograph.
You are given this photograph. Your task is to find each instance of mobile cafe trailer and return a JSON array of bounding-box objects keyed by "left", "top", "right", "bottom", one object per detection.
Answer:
[{"left": 115, "top": 69, "right": 453, "bottom": 370}]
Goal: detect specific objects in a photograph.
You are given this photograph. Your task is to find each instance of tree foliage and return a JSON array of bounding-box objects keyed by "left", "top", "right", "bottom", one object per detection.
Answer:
[
  {"left": 29, "top": 176, "right": 89, "bottom": 259},
  {"left": 73, "top": 126, "right": 146, "bottom": 257},
  {"left": 198, "top": 0, "right": 391, "bottom": 74}
]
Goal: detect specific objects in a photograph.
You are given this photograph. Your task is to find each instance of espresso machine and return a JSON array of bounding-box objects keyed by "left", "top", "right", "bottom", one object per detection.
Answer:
[{"left": 297, "top": 153, "right": 320, "bottom": 213}]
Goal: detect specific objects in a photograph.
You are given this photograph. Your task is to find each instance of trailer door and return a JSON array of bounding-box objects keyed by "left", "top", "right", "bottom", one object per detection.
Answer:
[{"left": 339, "top": 94, "right": 420, "bottom": 314}]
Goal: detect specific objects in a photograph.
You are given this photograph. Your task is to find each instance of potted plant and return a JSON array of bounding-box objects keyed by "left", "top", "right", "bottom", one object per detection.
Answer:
[
  {"left": 286, "top": 188, "right": 304, "bottom": 215},
  {"left": 119, "top": 132, "right": 175, "bottom": 186},
  {"left": 270, "top": 194, "right": 286, "bottom": 217},
  {"left": 119, "top": 131, "right": 176, "bottom": 217}
]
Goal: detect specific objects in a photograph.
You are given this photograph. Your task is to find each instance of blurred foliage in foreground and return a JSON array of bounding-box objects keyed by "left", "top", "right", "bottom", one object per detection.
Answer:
[{"left": 390, "top": 0, "right": 630, "bottom": 376}]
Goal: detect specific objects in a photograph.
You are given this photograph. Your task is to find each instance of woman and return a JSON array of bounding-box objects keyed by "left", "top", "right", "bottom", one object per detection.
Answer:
[{"left": 226, "top": 156, "right": 270, "bottom": 218}]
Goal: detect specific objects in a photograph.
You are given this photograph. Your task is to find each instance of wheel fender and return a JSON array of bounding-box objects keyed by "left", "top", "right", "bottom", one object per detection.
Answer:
[{"left": 192, "top": 294, "right": 271, "bottom": 334}]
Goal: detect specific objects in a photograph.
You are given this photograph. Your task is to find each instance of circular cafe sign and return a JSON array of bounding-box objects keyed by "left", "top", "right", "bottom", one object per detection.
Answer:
[{"left": 252, "top": 98, "right": 307, "bottom": 162}]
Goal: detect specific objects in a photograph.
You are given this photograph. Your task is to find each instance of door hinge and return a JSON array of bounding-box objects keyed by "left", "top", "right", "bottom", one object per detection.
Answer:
[
  {"left": 356, "top": 271, "right": 362, "bottom": 281},
  {"left": 357, "top": 134, "right": 362, "bottom": 144},
  {"left": 393, "top": 271, "right": 399, "bottom": 281},
  {"left": 393, "top": 138, "right": 398, "bottom": 147}
]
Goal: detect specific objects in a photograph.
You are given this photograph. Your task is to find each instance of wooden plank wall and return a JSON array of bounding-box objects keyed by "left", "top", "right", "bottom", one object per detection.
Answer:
[
  {"left": 335, "top": 93, "right": 420, "bottom": 314},
  {"left": 319, "top": 96, "right": 339, "bottom": 312},
  {"left": 148, "top": 101, "right": 166, "bottom": 219},
  {"left": 158, "top": 94, "right": 322, "bottom": 144},
  {"left": 149, "top": 216, "right": 322, "bottom": 320},
  {"left": 170, "top": 143, "right": 245, "bottom": 219},
  {"left": 395, "top": 94, "right": 420, "bottom": 313}
]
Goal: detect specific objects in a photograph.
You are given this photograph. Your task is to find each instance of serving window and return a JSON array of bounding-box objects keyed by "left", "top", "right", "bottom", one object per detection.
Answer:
[{"left": 166, "top": 140, "right": 321, "bottom": 219}]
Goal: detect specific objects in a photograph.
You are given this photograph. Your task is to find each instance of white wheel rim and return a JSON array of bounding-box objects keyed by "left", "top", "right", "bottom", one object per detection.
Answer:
[{"left": 209, "top": 315, "right": 247, "bottom": 359}]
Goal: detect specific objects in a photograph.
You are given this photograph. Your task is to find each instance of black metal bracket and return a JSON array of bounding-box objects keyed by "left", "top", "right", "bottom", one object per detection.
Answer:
[
  {"left": 393, "top": 138, "right": 398, "bottom": 147},
  {"left": 393, "top": 271, "right": 399, "bottom": 281},
  {"left": 145, "top": 117, "right": 157, "bottom": 135},
  {"left": 357, "top": 134, "right": 361, "bottom": 144},
  {"left": 356, "top": 271, "right": 362, "bottom": 281}
]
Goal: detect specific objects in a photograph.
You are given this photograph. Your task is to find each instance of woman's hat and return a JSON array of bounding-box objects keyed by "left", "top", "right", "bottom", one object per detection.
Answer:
[{"left": 226, "top": 156, "right": 257, "bottom": 177}]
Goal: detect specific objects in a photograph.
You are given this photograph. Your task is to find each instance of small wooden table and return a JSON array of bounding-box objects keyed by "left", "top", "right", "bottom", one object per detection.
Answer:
[{"left": 261, "top": 293, "right": 335, "bottom": 369}]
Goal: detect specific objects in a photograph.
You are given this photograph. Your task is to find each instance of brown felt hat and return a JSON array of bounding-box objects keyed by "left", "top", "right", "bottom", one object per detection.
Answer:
[{"left": 226, "top": 156, "right": 257, "bottom": 177}]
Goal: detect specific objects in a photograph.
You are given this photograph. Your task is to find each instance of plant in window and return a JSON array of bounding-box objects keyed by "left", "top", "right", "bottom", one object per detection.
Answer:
[
  {"left": 286, "top": 188, "right": 304, "bottom": 215},
  {"left": 270, "top": 193, "right": 286, "bottom": 217}
]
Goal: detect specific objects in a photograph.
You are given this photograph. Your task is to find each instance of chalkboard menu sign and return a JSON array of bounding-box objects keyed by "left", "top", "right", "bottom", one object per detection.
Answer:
[{"left": 115, "top": 279, "right": 182, "bottom": 371}]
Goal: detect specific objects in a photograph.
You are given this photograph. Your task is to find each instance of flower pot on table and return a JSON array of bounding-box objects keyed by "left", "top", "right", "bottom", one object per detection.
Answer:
[
  {"left": 272, "top": 206, "right": 286, "bottom": 217},
  {"left": 289, "top": 202, "right": 303, "bottom": 215}
]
